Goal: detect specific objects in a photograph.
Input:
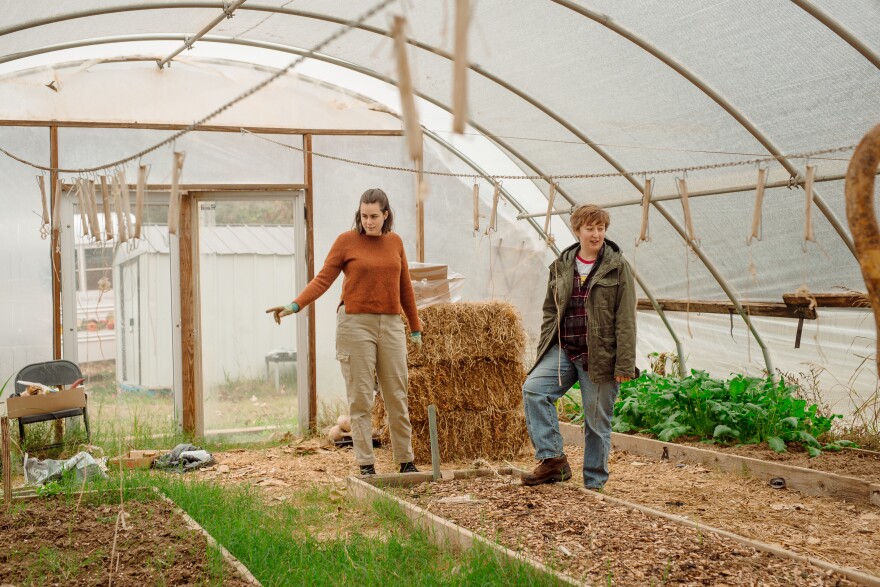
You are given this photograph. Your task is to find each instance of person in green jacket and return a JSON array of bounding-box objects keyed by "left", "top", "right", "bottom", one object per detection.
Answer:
[{"left": 521, "top": 204, "right": 636, "bottom": 489}]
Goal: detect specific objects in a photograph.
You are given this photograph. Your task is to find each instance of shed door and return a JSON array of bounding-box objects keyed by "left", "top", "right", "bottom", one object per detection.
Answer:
[
  {"left": 118, "top": 258, "right": 140, "bottom": 384},
  {"left": 194, "top": 193, "right": 306, "bottom": 439}
]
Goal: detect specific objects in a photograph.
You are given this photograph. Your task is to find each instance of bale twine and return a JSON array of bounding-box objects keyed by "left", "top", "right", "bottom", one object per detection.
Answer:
[{"left": 374, "top": 301, "right": 532, "bottom": 462}]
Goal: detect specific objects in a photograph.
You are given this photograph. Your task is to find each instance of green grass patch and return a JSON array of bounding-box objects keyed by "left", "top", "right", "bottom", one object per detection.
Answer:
[{"left": 154, "top": 477, "right": 563, "bottom": 586}]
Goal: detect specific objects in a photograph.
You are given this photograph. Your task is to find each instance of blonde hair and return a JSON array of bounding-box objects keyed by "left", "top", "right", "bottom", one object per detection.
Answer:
[{"left": 570, "top": 204, "right": 610, "bottom": 232}]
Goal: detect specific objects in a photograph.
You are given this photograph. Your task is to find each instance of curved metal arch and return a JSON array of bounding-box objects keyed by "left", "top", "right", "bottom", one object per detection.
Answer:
[
  {"left": 5, "top": 4, "right": 865, "bottom": 373},
  {"left": 551, "top": 0, "right": 856, "bottom": 260},
  {"left": 790, "top": 0, "right": 880, "bottom": 70},
  {"left": 0, "top": 8, "right": 779, "bottom": 368},
  {"left": 300, "top": 64, "right": 684, "bottom": 368},
  {"left": 1, "top": 33, "right": 692, "bottom": 372},
  {"left": 0, "top": 1, "right": 856, "bottom": 261},
  {"left": 0, "top": 6, "right": 839, "bottom": 368}
]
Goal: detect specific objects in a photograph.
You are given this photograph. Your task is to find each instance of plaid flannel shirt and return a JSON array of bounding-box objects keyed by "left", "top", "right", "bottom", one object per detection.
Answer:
[{"left": 560, "top": 247, "right": 603, "bottom": 364}]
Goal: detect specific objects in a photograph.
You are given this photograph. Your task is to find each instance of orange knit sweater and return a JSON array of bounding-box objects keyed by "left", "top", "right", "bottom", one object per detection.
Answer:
[{"left": 294, "top": 231, "right": 421, "bottom": 331}]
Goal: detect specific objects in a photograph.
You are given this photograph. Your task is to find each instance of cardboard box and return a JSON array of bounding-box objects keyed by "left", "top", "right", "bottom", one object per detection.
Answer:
[
  {"left": 409, "top": 263, "right": 450, "bottom": 307},
  {"left": 108, "top": 450, "right": 163, "bottom": 470},
  {"left": 6, "top": 388, "right": 86, "bottom": 420}
]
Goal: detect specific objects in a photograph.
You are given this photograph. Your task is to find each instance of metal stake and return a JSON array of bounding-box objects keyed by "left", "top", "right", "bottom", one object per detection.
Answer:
[{"left": 428, "top": 405, "right": 440, "bottom": 481}]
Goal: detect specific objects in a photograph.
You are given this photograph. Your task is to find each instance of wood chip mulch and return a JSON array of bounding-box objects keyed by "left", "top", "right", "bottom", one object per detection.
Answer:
[{"left": 394, "top": 474, "right": 862, "bottom": 586}]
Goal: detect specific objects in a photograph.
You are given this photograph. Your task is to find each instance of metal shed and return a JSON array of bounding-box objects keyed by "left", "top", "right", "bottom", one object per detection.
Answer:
[{"left": 113, "top": 224, "right": 296, "bottom": 393}]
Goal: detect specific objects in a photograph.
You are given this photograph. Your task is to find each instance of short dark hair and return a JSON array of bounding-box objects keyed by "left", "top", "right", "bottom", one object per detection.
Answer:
[
  {"left": 353, "top": 188, "right": 394, "bottom": 234},
  {"left": 571, "top": 204, "right": 610, "bottom": 232}
]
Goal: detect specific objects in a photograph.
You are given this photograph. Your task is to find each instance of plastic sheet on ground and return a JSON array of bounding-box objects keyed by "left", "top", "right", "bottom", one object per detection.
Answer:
[
  {"left": 153, "top": 443, "right": 215, "bottom": 473},
  {"left": 23, "top": 451, "right": 108, "bottom": 485}
]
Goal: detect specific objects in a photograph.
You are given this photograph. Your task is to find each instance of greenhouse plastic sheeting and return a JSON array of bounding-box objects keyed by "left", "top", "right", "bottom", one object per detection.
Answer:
[{"left": 0, "top": 1, "right": 878, "bottom": 410}]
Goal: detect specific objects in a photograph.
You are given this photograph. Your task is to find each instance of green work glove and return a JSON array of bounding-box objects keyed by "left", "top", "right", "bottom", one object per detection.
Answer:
[
  {"left": 410, "top": 331, "right": 422, "bottom": 346},
  {"left": 266, "top": 302, "right": 299, "bottom": 325}
]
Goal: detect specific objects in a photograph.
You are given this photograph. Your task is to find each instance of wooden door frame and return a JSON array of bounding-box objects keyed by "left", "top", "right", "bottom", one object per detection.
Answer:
[{"left": 183, "top": 187, "right": 308, "bottom": 438}]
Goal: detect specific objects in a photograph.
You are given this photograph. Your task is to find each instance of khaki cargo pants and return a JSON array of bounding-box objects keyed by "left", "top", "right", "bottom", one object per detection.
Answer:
[{"left": 336, "top": 306, "right": 414, "bottom": 466}]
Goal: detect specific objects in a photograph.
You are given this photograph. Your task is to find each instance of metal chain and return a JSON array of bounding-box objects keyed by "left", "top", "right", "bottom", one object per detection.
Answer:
[
  {"left": 244, "top": 129, "right": 856, "bottom": 181},
  {"left": 0, "top": 0, "right": 397, "bottom": 174}
]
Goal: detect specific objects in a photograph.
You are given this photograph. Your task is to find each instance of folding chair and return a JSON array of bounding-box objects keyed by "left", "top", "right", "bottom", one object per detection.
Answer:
[{"left": 11, "top": 359, "right": 91, "bottom": 447}]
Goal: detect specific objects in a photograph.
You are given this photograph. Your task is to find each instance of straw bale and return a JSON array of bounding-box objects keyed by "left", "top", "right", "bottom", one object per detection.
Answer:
[
  {"left": 368, "top": 300, "right": 532, "bottom": 461},
  {"left": 373, "top": 401, "right": 531, "bottom": 462},
  {"left": 405, "top": 359, "right": 526, "bottom": 421},
  {"left": 406, "top": 301, "right": 526, "bottom": 366}
]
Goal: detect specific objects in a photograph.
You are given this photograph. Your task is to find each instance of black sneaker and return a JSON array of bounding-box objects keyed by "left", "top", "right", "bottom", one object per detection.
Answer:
[
  {"left": 359, "top": 464, "right": 376, "bottom": 476},
  {"left": 398, "top": 462, "right": 419, "bottom": 474}
]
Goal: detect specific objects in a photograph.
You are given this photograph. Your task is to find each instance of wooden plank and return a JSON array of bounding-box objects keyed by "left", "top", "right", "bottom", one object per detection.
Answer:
[
  {"left": 367, "top": 471, "right": 436, "bottom": 488},
  {"left": 347, "top": 476, "right": 581, "bottom": 586},
  {"left": 2, "top": 417, "right": 10, "bottom": 508},
  {"left": 155, "top": 491, "right": 263, "bottom": 586},
  {"left": 303, "top": 134, "right": 317, "bottom": 434},
  {"left": 0, "top": 119, "right": 403, "bottom": 136},
  {"left": 783, "top": 292, "right": 869, "bottom": 308},
  {"left": 635, "top": 298, "right": 817, "bottom": 320},
  {"left": 10, "top": 486, "right": 154, "bottom": 503},
  {"left": 132, "top": 184, "right": 308, "bottom": 193},
  {"left": 560, "top": 421, "right": 583, "bottom": 446},
  {"left": 50, "top": 126, "right": 61, "bottom": 359},
  {"left": 364, "top": 468, "right": 515, "bottom": 487},
  {"left": 179, "top": 194, "right": 200, "bottom": 438},
  {"left": 614, "top": 433, "right": 872, "bottom": 503},
  {"left": 559, "top": 423, "right": 877, "bottom": 505}
]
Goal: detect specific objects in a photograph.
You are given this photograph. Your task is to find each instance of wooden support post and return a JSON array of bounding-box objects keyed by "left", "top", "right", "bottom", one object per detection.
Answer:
[
  {"left": 636, "top": 298, "right": 817, "bottom": 320},
  {"left": 50, "top": 127, "right": 66, "bottom": 444},
  {"left": 416, "top": 157, "right": 425, "bottom": 262},
  {"left": 2, "top": 416, "right": 10, "bottom": 508},
  {"left": 179, "top": 193, "right": 202, "bottom": 438},
  {"left": 845, "top": 123, "right": 880, "bottom": 374},
  {"left": 304, "top": 135, "right": 317, "bottom": 434},
  {"left": 50, "top": 126, "right": 61, "bottom": 359}
]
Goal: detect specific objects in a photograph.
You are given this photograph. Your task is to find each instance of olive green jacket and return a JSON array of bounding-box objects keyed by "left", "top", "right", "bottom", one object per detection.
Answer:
[{"left": 530, "top": 239, "right": 637, "bottom": 383}]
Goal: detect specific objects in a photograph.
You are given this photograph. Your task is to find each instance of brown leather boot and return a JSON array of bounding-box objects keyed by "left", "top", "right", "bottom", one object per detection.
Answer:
[{"left": 521, "top": 455, "right": 572, "bottom": 486}]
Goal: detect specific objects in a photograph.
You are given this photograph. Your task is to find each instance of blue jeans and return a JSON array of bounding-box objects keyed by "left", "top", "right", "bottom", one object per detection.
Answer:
[{"left": 522, "top": 345, "right": 619, "bottom": 488}]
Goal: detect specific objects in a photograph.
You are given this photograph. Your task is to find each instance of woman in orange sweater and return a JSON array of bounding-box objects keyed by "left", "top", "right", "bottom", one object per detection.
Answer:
[{"left": 267, "top": 188, "right": 422, "bottom": 476}]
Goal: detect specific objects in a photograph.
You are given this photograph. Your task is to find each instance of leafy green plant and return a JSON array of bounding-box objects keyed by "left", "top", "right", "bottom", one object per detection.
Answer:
[
  {"left": 610, "top": 370, "right": 848, "bottom": 455},
  {"left": 0, "top": 372, "right": 13, "bottom": 399},
  {"left": 556, "top": 382, "right": 584, "bottom": 425},
  {"left": 36, "top": 480, "right": 64, "bottom": 497}
]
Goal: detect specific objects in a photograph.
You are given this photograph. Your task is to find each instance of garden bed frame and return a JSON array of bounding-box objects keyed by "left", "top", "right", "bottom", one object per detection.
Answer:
[
  {"left": 347, "top": 469, "right": 583, "bottom": 586},
  {"left": 351, "top": 467, "right": 880, "bottom": 587},
  {"left": 560, "top": 422, "right": 880, "bottom": 506}
]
